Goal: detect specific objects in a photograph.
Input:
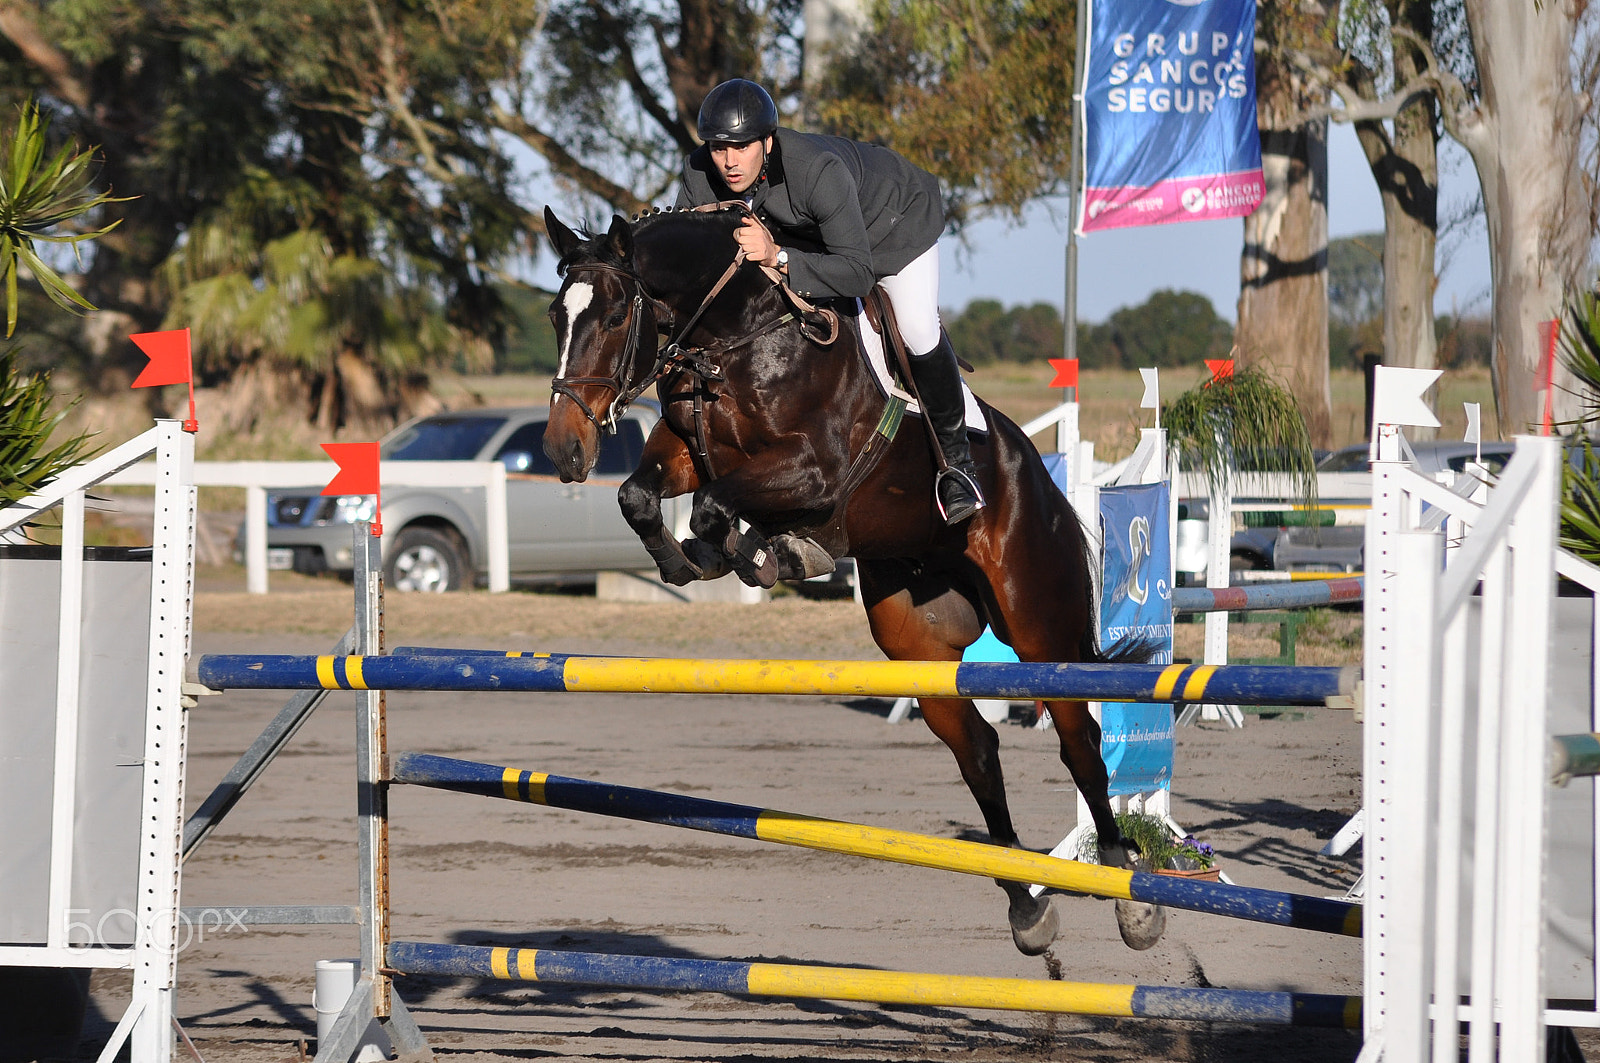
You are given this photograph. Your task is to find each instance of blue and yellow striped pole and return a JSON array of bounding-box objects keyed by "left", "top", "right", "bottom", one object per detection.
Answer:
[
  {"left": 390, "top": 752, "right": 1361, "bottom": 938},
  {"left": 198, "top": 653, "right": 1357, "bottom": 706},
  {"left": 385, "top": 940, "right": 1360, "bottom": 1027}
]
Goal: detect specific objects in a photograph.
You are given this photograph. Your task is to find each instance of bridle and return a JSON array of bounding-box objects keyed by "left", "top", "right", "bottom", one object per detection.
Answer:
[
  {"left": 548, "top": 261, "right": 666, "bottom": 435},
  {"left": 548, "top": 207, "right": 842, "bottom": 482},
  {"left": 548, "top": 245, "right": 755, "bottom": 435}
]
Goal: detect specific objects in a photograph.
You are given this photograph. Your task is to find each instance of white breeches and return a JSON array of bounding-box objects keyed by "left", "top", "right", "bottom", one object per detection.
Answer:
[{"left": 876, "top": 242, "right": 942, "bottom": 356}]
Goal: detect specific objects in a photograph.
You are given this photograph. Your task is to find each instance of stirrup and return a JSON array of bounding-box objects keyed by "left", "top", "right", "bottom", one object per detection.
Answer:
[{"left": 935, "top": 466, "right": 986, "bottom": 525}]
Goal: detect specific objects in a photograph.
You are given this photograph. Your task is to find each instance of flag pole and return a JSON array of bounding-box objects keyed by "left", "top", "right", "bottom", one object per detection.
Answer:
[{"left": 1061, "top": 0, "right": 1088, "bottom": 407}]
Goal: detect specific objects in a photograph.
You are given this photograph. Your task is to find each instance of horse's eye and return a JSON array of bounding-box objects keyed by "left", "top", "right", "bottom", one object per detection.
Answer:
[{"left": 604, "top": 312, "right": 628, "bottom": 330}]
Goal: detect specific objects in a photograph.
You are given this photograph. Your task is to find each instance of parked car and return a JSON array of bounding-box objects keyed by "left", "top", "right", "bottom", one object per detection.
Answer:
[
  {"left": 1272, "top": 440, "right": 1516, "bottom": 573},
  {"left": 239, "top": 403, "right": 691, "bottom": 591}
]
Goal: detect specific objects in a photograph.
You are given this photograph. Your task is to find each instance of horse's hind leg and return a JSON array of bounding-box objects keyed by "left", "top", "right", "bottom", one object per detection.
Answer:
[{"left": 856, "top": 559, "right": 1060, "bottom": 956}]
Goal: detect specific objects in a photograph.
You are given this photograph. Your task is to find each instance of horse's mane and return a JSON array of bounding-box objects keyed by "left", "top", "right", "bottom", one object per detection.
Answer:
[
  {"left": 630, "top": 203, "right": 747, "bottom": 237},
  {"left": 555, "top": 205, "right": 745, "bottom": 281}
]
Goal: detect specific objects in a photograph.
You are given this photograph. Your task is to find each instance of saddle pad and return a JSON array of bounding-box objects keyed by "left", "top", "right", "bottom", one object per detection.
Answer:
[{"left": 851, "top": 300, "right": 987, "bottom": 434}]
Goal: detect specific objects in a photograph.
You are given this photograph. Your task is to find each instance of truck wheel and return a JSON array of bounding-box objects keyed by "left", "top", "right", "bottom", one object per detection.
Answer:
[{"left": 385, "top": 527, "right": 468, "bottom": 592}]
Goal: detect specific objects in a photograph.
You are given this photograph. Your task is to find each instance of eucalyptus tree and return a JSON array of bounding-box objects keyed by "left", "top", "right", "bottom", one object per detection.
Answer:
[
  {"left": 512, "top": 0, "right": 806, "bottom": 218},
  {"left": 1293, "top": 0, "right": 1597, "bottom": 435},
  {"left": 807, "top": 0, "right": 1076, "bottom": 227},
  {"left": 0, "top": 0, "right": 534, "bottom": 426},
  {"left": 1233, "top": 0, "right": 1337, "bottom": 447}
]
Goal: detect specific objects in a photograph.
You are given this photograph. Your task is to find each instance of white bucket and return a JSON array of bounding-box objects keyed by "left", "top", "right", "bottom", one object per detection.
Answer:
[{"left": 313, "top": 959, "right": 391, "bottom": 1062}]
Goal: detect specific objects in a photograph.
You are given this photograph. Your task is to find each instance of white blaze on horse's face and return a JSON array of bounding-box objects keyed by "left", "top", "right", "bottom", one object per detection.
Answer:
[{"left": 556, "top": 280, "right": 595, "bottom": 378}]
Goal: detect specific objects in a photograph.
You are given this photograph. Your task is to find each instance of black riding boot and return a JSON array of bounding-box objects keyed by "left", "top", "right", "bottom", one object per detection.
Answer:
[{"left": 908, "top": 333, "right": 986, "bottom": 525}]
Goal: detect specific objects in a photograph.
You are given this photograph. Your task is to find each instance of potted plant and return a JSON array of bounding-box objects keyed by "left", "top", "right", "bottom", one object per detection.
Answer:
[{"left": 1078, "top": 811, "right": 1221, "bottom": 881}]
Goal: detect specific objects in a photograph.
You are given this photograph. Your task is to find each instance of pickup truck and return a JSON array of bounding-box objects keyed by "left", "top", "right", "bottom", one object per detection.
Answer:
[{"left": 251, "top": 402, "right": 689, "bottom": 591}]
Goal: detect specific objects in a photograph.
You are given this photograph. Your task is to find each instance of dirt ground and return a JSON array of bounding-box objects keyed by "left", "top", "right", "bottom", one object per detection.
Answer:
[{"left": 76, "top": 585, "right": 1375, "bottom": 1062}]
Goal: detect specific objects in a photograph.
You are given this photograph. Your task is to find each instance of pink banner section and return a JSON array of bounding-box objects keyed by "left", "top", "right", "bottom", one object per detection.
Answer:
[{"left": 1081, "top": 169, "right": 1264, "bottom": 233}]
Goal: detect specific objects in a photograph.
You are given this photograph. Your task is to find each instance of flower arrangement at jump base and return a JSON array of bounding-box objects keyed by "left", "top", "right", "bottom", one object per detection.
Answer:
[{"left": 1078, "top": 811, "right": 1222, "bottom": 881}]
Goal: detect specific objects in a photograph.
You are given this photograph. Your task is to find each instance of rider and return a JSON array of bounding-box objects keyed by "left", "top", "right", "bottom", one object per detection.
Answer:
[{"left": 675, "top": 78, "right": 985, "bottom": 526}]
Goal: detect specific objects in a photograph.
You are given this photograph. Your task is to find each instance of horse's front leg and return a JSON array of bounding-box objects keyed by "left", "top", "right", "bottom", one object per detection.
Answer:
[
  {"left": 618, "top": 428, "right": 732, "bottom": 585},
  {"left": 1046, "top": 697, "right": 1167, "bottom": 951},
  {"left": 688, "top": 451, "right": 830, "bottom": 588}
]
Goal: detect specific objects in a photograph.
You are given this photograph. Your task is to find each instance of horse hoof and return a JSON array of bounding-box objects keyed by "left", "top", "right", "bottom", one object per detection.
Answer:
[
  {"left": 657, "top": 559, "right": 701, "bottom": 586},
  {"left": 1114, "top": 899, "right": 1166, "bottom": 951},
  {"left": 1008, "top": 894, "right": 1060, "bottom": 956},
  {"left": 683, "top": 539, "right": 732, "bottom": 581}
]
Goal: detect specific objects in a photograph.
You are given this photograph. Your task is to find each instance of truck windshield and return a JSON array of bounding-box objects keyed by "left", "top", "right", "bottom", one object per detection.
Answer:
[{"left": 382, "top": 416, "right": 507, "bottom": 460}]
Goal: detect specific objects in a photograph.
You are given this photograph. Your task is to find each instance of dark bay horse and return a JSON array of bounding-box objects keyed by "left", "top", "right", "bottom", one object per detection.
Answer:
[{"left": 540, "top": 204, "right": 1164, "bottom": 955}]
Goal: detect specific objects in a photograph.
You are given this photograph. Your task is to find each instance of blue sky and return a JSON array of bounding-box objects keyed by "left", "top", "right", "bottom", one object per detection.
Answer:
[{"left": 936, "top": 122, "right": 1492, "bottom": 324}]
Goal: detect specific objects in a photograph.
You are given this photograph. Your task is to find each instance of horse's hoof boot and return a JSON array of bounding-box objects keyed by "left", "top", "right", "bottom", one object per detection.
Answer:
[
  {"left": 1114, "top": 899, "right": 1166, "bottom": 951},
  {"left": 1008, "top": 895, "right": 1060, "bottom": 956}
]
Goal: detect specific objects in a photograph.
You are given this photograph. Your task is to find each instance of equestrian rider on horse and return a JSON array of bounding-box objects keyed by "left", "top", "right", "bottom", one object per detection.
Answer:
[{"left": 675, "top": 78, "right": 986, "bottom": 526}]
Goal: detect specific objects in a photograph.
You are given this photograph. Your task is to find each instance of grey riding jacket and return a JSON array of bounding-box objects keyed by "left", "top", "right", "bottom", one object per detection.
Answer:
[{"left": 676, "top": 127, "right": 946, "bottom": 301}]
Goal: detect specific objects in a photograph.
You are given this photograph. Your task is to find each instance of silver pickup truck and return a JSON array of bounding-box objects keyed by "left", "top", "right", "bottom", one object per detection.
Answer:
[{"left": 250, "top": 402, "right": 688, "bottom": 591}]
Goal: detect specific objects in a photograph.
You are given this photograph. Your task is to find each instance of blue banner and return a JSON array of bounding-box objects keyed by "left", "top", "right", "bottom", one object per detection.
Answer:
[
  {"left": 1078, "top": 0, "right": 1263, "bottom": 232},
  {"left": 1099, "top": 484, "right": 1175, "bottom": 795}
]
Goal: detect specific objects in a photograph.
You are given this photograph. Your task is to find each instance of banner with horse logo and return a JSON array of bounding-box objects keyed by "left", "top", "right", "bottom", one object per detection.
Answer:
[
  {"left": 1098, "top": 483, "right": 1175, "bottom": 795},
  {"left": 1077, "top": 0, "right": 1263, "bottom": 233}
]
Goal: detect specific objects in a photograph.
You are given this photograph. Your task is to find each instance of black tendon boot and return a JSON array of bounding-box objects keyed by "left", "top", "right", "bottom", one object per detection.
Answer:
[{"left": 908, "top": 333, "right": 985, "bottom": 525}]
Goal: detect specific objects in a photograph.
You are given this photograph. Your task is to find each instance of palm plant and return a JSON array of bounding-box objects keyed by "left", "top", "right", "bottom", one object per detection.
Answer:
[
  {"left": 0, "top": 103, "right": 122, "bottom": 338},
  {"left": 161, "top": 213, "right": 461, "bottom": 433},
  {"left": 1558, "top": 288, "right": 1600, "bottom": 564},
  {"left": 0, "top": 102, "right": 110, "bottom": 510},
  {"left": 0, "top": 347, "right": 97, "bottom": 508}
]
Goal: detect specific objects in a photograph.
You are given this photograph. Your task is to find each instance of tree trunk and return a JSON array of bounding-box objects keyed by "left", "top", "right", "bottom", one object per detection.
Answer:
[
  {"left": 1236, "top": 116, "right": 1333, "bottom": 447},
  {"left": 1353, "top": 29, "right": 1439, "bottom": 436},
  {"left": 1448, "top": 0, "right": 1592, "bottom": 435}
]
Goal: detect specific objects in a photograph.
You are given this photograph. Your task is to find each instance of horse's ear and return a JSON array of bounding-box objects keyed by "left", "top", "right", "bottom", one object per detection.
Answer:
[
  {"left": 544, "top": 206, "right": 582, "bottom": 259},
  {"left": 604, "top": 214, "right": 634, "bottom": 262}
]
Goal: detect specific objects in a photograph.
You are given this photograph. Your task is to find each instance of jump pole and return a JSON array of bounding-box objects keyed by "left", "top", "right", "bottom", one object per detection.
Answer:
[
  {"left": 1172, "top": 576, "right": 1364, "bottom": 615},
  {"left": 391, "top": 751, "right": 1362, "bottom": 937},
  {"left": 197, "top": 653, "right": 1357, "bottom": 707},
  {"left": 386, "top": 940, "right": 1361, "bottom": 1028}
]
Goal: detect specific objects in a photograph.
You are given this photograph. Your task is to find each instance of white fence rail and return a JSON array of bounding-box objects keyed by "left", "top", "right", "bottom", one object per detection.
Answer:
[
  {"left": 105, "top": 460, "right": 510, "bottom": 594},
  {"left": 1363, "top": 432, "right": 1580, "bottom": 1060}
]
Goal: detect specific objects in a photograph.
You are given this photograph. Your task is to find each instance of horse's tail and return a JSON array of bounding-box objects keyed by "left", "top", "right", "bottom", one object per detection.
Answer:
[{"left": 1088, "top": 632, "right": 1165, "bottom": 666}]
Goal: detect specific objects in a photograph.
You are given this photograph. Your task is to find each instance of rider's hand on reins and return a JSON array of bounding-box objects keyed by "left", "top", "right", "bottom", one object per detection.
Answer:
[{"left": 734, "top": 215, "right": 779, "bottom": 268}]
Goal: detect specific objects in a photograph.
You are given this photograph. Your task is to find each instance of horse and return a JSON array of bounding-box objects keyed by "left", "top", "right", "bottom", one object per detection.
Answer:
[{"left": 539, "top": 203, "right": 1165, "bottom": 956}]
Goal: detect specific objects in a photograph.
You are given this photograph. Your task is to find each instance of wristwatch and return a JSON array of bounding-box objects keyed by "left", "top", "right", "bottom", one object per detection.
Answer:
[{"left": 775, "top": 248, "right": 789, "bottom": 270}]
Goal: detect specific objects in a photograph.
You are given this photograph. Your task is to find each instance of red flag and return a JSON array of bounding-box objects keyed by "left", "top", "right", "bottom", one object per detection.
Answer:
[
  {"left": 1540, "top": 319, "right": 1559, "bottom": 435},
  {"left": 321, "top": 442, "right": 382, "bottom": 535},
  {"left": 1048, "top": 358, "right": 1080, "bottom": 389},
  {"left": 1204, "top": 359, "right": 1235, "bottom": 384},
  {"left": 321, "top": 442, "right": 380, "bottom": 496},
  {"left": 130, "top": 329, "right": 193, "bottom": 388}
]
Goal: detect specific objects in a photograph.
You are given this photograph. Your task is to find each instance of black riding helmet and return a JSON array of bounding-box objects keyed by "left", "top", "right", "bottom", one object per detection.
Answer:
[{"left": 697, "top": 79, "right": 778, "bottom": 144}]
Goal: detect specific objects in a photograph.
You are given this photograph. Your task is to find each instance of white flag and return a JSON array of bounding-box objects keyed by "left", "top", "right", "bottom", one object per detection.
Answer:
[
  {"left": 1139, "top": 367, "right": 1159, "bottom": 409},
  {"left": 1372, "top": 366, "right": 1441, "bottom": 430},
  {"left": 1463, "top": 402, "right": 1481, "bottom": 445}
]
